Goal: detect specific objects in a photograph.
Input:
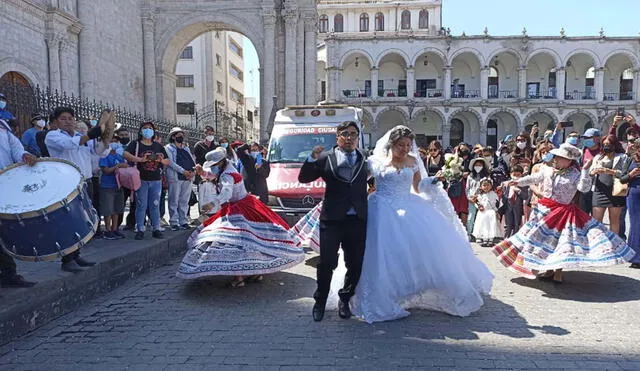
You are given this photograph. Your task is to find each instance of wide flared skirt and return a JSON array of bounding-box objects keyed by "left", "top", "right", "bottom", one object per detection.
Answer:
[
  {"left": 177, "top": 196, "right": 304, "bottom": 279},
  {"left": 492, "top": 198, "right": 635, "bottom": 279},
  {"left": 292, "top": 203, "right": 322, "bottom": 253}
]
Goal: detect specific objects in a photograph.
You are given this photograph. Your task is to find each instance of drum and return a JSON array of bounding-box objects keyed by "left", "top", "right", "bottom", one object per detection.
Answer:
[{"left": 0, "top": 158, "right": 98, "bottom": 261}]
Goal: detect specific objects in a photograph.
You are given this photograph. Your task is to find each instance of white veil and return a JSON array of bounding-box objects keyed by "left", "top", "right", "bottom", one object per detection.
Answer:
[{"left": 371, "top": 126, "right": 469, "bottom": 241}]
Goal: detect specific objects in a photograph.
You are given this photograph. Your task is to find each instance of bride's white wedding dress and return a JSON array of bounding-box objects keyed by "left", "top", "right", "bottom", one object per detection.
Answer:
[{"left": 323, "top": 156, "right": 494, "bottom": 323}]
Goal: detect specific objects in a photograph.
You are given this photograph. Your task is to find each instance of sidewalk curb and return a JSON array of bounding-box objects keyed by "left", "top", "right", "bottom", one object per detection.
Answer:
[{"left": 0, "top": 231, "right": 190, "bottom": 345}]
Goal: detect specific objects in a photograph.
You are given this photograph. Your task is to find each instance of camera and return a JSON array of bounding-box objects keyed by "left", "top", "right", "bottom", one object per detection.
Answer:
[
  {"left": 559, "top": 120, "right": 574, "bottom": 128},
  {"left": 617, "top": 107, "right": 625, "bottom": 117}
]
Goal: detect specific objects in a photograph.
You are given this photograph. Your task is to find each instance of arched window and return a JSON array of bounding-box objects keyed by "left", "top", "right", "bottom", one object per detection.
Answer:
[
  {"left": 488, "top": 67, "right": 499, "bottom": 98},
  {"left": 318, "top": 14, "right": 329, "bottom": 33},
  {"left": 401, "top": 10, "right": 411, "bottom": 30},
  {"left": 334, "top": 14, "right": 344, "bottom": 32},
  {"left": 486, "top": 119, "right": 498, "bottom": 148},
  {"left": 375, "top": 12, "right": 384, "bottom": 31},
  {"left": 450, "top": 119, "right": 464, "bottom": 147},
  {"left": 419, "top": 10, "right": 429, "bottom": 29},
  {"left": 359, "top": 13, "right": 369, "bottom": 32}
]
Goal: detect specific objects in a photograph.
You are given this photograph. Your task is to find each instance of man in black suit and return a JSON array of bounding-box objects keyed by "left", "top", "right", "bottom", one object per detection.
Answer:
[{"left": 298, "top": 121, "right": 368, "bottom": 321}]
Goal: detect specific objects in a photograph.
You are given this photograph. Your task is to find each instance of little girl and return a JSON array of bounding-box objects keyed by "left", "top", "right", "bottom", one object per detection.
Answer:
[{"left": 472, "top": 178, "right": 503, "bottom": 247}]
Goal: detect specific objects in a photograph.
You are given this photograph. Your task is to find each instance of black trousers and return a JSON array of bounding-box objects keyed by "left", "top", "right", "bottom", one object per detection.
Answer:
[
  {"left": 315, "top": 216, "right": 367, "bottom": 304},
  {"left": 62, "top": 178, "right": 93, "bottom": 264},
  {"left": 579, "top": 191, "right": 593, "bottom": 215},
  {"left": 0, "top": 249, "right": 17, "bottom": 278},
  {"left": 503, "top": 205, "right": 522, "bottom": 238}
]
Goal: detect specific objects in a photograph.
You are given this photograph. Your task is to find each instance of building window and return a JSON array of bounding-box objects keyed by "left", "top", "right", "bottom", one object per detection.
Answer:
[
  {"left": 419, "top": 10, "right": 429, "bottom": 29},
  {"left": 230, "top": 63, "right": 243, "bottom": 81},
  {"left": 334, "top": 14, "right": 344, "bottom": 32},
  {"left": 216, "top": 54, "right": 221, "bottom": 67},
  {"left": 215, "top": 31, "right": 220, "bottom": 39},
  {"left": 179, "top": 46, "right": 193, "bottom": 59},
  {"left": 401, "top": 10, "right": 411, "bottom": 30},
  {"left": 176, "top": 75, "right": 194, "bottom": 88},
  {"left": 176, "top": 102, "right": 195, "bottom": 115},
  {"left": 229, "top": 39, "right": 243, "bottom": 57},
  {"left": 359, "top": 13, "right": 369, "bottom": 32},
  {"left": 319, "top": 14, "right": 329, "bottom": 33},
  {"left": 216, "top": 81, "right": 223, "bottom": 94},
  {"left": 247, "top": 110, "right": 253, "bottom": 122},
  {"left": 230, "top": 88, "right": 243, "bottom": 102},
  {"left": 375, "top": 12, "right": 384, "bottom": 31}
]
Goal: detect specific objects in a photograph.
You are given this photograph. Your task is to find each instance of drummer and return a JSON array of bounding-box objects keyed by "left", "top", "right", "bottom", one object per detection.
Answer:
[
  {"left": 45, "top": 107, "right": 105, "bottom": 273},
  {"left": 0, "top": 119, "right": 37, "bottom": 288}
]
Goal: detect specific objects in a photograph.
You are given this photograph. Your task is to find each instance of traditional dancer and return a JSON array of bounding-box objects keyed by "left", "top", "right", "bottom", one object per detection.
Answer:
[
  {"left": 492, "top": 143, "right": 635, "bottom": 283},
  {"left": 176, "top": 148, "right": 304, "bottom": 287}
]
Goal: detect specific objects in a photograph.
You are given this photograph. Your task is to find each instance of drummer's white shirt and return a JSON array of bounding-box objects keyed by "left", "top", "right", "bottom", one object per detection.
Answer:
[
  {"left": 45, "top": 129, "right": 107, "bottom": 179},
  {"left": 0, "top": 126, "right": 27, "bottom": 170}
]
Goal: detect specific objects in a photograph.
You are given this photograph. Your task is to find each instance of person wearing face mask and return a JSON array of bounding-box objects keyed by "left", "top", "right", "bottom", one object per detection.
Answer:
[
  {"left": 165, "top": 127, "right": 196, "bottom": 231},
  {"left": 193, "top": 125, "right": 218, "bottom": 166},
  {"left": 234, "top": 142, "right": 258, "bottom": 194},
  {"left": 619, "top": 140, "right": 640, "bottom": 268},
  {"left": 448, "top": 143, "right": 472, "bottom": 229},
  {"left": 123, "top": 121, "right": 170, "bottom": 240},
  {"left": 251, "top": 142, "right": 271, "bottom": 204},
  {"left": 565, "top": 131, "right": 580, "bottom": 147},
  {"left": 21, "top": 113, "right": 46, "bottom": 156},
  {"left": 579, "top": 128, "right": 602, "bottom": 215},
  {"left": 466, "top": 157, "right": 490, "bottom": 241},
  {"left": 99, "top": 137, "right": 129, "bottom": 240},
  {"left": 513, "top": 133, "right": 534, "bottom": 164},
  {"left": 494, "top": 143, "right": 634, "bottom": 284},
  {"left": 112, "top": 127, "right": 135, "bottom": 230},
  {"left": 178, "top": 147, "right": 303, "bottom": 286},
  {"left": 528, "top": 141, "right": 556, "bottom": 211},
  {"left": 589, "top": 135, "right": 627, "bottom": 236},
  {"left": 0, "top": 93, "right": 16, "bottom": 122}
]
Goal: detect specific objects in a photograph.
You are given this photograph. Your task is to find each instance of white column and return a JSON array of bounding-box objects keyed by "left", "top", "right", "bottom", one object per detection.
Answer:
[
  {"left": 297, "top": 17, "right": 305, "bottom": 105},
  {"left": 59, "top": 38, "right": 71, "bottom": 93},
  {"left": 77, "top": 0, "right": 96, "bottom": 98},
  {"left": 518, "top": 67, "right": 527, "bottom": 99},
  {"left": 634, "top": 69, "right": 640, "bottom": 102},
  {"left": 46, "top": 34, "right": 62, "bottom": 92},
  {"left": 142, "top": 13, "right": 158, "bottom": 117},
  {"left": 442, "top": 122, "right": 451, "bottom": 147},
  {"left": 371, "top": 67, "right": 379, "bottom": 97},
  {"left": 261, "top": 9, "right": 277, "bottom": 141},
  {"left": 595, "top": 67, "right": 605, "bottom": 101},
  {"left": 284, "top": 10, "right": 298, "bottom": 106},
  {"left": 327, "top": 67, "right": 339, "bottom": 100},
  {"left": 159, "top": 71, "right": 177, "bottom": 120},
  {"left": 406, "top": 67, "right": 415, "bottom": 98},
  {"left": 303, "top": 13, "right": 317, "bottom": 104},
  {"left": 480, "top": 66, "right": 489, "bottom": 99},
  {"left": 556, "top": 67, "right": 566, "bottom": 100},
  {"left": 443, "top": 66, "right": 452, "bottom": 99}
]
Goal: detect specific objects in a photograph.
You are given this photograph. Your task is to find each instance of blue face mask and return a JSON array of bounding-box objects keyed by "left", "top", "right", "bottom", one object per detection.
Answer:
[
  {"left": 109, "top": 143, "right": 121, "bottom": 151},
  {"left": 220, "top": 142, "right": 229, "bottom": 149},
  {"left": 567, "top": 137, "right": 579, "bottom": 146},
  {"left": 583, "top": 138, "right": 596, "bottom": 148},
  {"left": 0, "top": 101, "right": 6, "bottom": 109},
  {"left": 250, "top": 151, "right": 260, "bottom": 158},
  {"left": 89, "top": 119, "right": 98, "bottom": 127},
  {"left": 542, "top": 152, "right": 554, "bottom": 163},
  {"left": 141, "top": 128, "right": 154, "bottom": 139}
]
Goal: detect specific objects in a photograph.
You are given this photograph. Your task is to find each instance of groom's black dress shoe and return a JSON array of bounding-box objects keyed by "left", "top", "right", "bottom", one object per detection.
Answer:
[
  {"left": 338, "top": 300, "right": 352, "bottom": 319},
  {"left": 312, "top": 302, "right": 325, "bottom": 322}
]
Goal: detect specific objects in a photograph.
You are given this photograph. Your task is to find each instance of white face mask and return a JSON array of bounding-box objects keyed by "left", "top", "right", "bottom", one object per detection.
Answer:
[
  {"left": 516, "top": 142, "right": 527, "bottom": 150},
  {"left": 473, "top": 166, "right": 484, "bottom": 173},
  {"left": 206, "top": 135, "right": 215, "bottom": 142},
  {"left": 36, "top": 120, "right": 46, "bottom": 128}
]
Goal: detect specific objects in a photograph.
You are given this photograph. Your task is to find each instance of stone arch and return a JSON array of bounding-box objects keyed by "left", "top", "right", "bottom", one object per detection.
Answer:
[
  {"left": 485, "top": 107, "right": 522, "bottom": 128},
  {"left": 447, "top": 47, "right": 484, "bottom": 66},
  {"left": 522, "top": 109, "right": 558, "bottom": 129},
  {"left": 602, "top": 49, "right": 640, "bottom": 70},
  {"left": 339, "top": 49, "right": 375, "bottom": 68},
  {"left": 410, "top": 47, "right": 446, "bottom": 67},
  {"left": 413, "top": 107, "right": 446, "bottom": 125},
  {"left": 0, "top": 58, "right": 42, "bottom": 87},
  {"left": 375, "top": 106, "right": 409, "bottom": 125},
  {"left": 375, "top": 49, "right": 410, "bottom": 67},
  {"left": 448, "top": 107, "right": 482, "bottom": 125},
  {"left": 485, "top": 48, "right": 524, "bottom": 67},
  {"left": 564, "top": 49, "right": 601, "bottom": 68},
  {"left": 448, "top": 107, "right": 482, "bottom": 145},
  {"left": 525, "top": 49, "right": 562, "bottom": 67},
  {"left": 562, "top": 109, "right": 598, "bottom": 125}
]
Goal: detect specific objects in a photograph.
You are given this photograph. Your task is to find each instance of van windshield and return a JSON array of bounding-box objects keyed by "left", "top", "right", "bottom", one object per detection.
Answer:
[{"left": 268, "top": 127, "right": 337, "bottom": 163}]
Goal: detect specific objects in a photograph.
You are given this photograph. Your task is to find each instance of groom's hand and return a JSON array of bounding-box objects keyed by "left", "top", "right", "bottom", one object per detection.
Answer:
[{"left": 311, "top": 145, "right": 325, "bottom": 159}]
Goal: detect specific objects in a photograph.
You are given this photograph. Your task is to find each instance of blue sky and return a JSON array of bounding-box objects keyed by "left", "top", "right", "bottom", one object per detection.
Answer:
[{"left": 243, "top": 0, "right": 640, "bottom": 104}]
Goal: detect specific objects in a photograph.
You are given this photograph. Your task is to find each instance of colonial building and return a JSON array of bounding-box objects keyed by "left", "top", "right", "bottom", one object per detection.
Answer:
[{"left": 317, "top": 0, "right": 640, "bottom": 149}]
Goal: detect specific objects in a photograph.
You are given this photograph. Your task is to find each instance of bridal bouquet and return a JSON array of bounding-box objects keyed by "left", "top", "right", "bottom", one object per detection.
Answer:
[{"left": 441, "top": 153, "right": 464, "bottom": 182}]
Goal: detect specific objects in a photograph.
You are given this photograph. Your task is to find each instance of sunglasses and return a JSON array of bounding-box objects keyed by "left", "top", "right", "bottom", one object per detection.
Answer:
[{"left": 338, "top": 131, "right": 358, "bottom": 139}]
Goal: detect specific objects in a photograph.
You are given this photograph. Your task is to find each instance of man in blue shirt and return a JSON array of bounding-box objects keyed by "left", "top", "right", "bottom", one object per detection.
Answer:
[
  {"left": 0, "top": 93, "right": 15, "bottom": 122},
  {"left": 99, "top": 138, "right": 128, "bottom": 240},
  {"left": 21, "top": 113, "right": 45, "bottom": 156}
]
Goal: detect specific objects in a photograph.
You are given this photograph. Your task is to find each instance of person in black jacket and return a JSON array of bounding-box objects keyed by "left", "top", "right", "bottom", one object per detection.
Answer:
[
  {"left": 251, "top": 143, "right": 270, "bottom": 203},
  {"left": 298, "top": 121, "right": 369, "bottom": 322}
]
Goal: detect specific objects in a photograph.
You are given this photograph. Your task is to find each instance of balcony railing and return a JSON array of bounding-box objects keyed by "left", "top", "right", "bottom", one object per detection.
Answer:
[
  {"left": 342, "top": 89, "right": 370, "bottom": 98},
  {"left": 528, "top": 89, "right": 557, "bottom": 99},
  {"left": 380, "top": 89, "right": 407, "bottom": 98},
  {"left": 604, "top": 92, "right": 636, "bottom": 101},
  {"left": 564, "top": 91, "right": 595, "bottom": 100},
  {"left": 451, "top": 90, "right": 480, "bottom": 99},
  {"left": 414, "top": 89, "right": 444, "bottom": 98},
  {"left": 488, "top": 90, "right": 518, "bottom": 99}
]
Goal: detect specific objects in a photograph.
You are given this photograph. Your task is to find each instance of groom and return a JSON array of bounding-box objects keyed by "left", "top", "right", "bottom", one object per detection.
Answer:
[{"left": 299, "top": 121, "right": 369, "bottom": 321}]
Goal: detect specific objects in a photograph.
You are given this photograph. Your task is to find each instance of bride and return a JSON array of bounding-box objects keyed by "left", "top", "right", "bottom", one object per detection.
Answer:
[{"left": 294, "top": 125, "right": 494, "bottom": 323}]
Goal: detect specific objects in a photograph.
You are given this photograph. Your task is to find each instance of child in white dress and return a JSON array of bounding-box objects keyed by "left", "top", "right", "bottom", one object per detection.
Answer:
[{"left": 473, "top": 178, "right": 503, "bottom": 246}]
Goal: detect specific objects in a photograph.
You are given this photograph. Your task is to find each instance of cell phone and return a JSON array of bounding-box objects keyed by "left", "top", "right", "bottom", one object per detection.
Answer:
[
  {"left": 617, "top": 107, "right": 625, "bottom": 117},
  {"left": 559, "top": 121, "right": 574, "bottom": 128},
  {"left": 147, "top": 153, "right": 157, "bottom": 161}
]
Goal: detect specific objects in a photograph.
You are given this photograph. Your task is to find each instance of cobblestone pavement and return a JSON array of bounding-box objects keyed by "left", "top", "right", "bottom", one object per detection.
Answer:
[{"left": 1, "top": 244, "right": 639, "bottom": 371}]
